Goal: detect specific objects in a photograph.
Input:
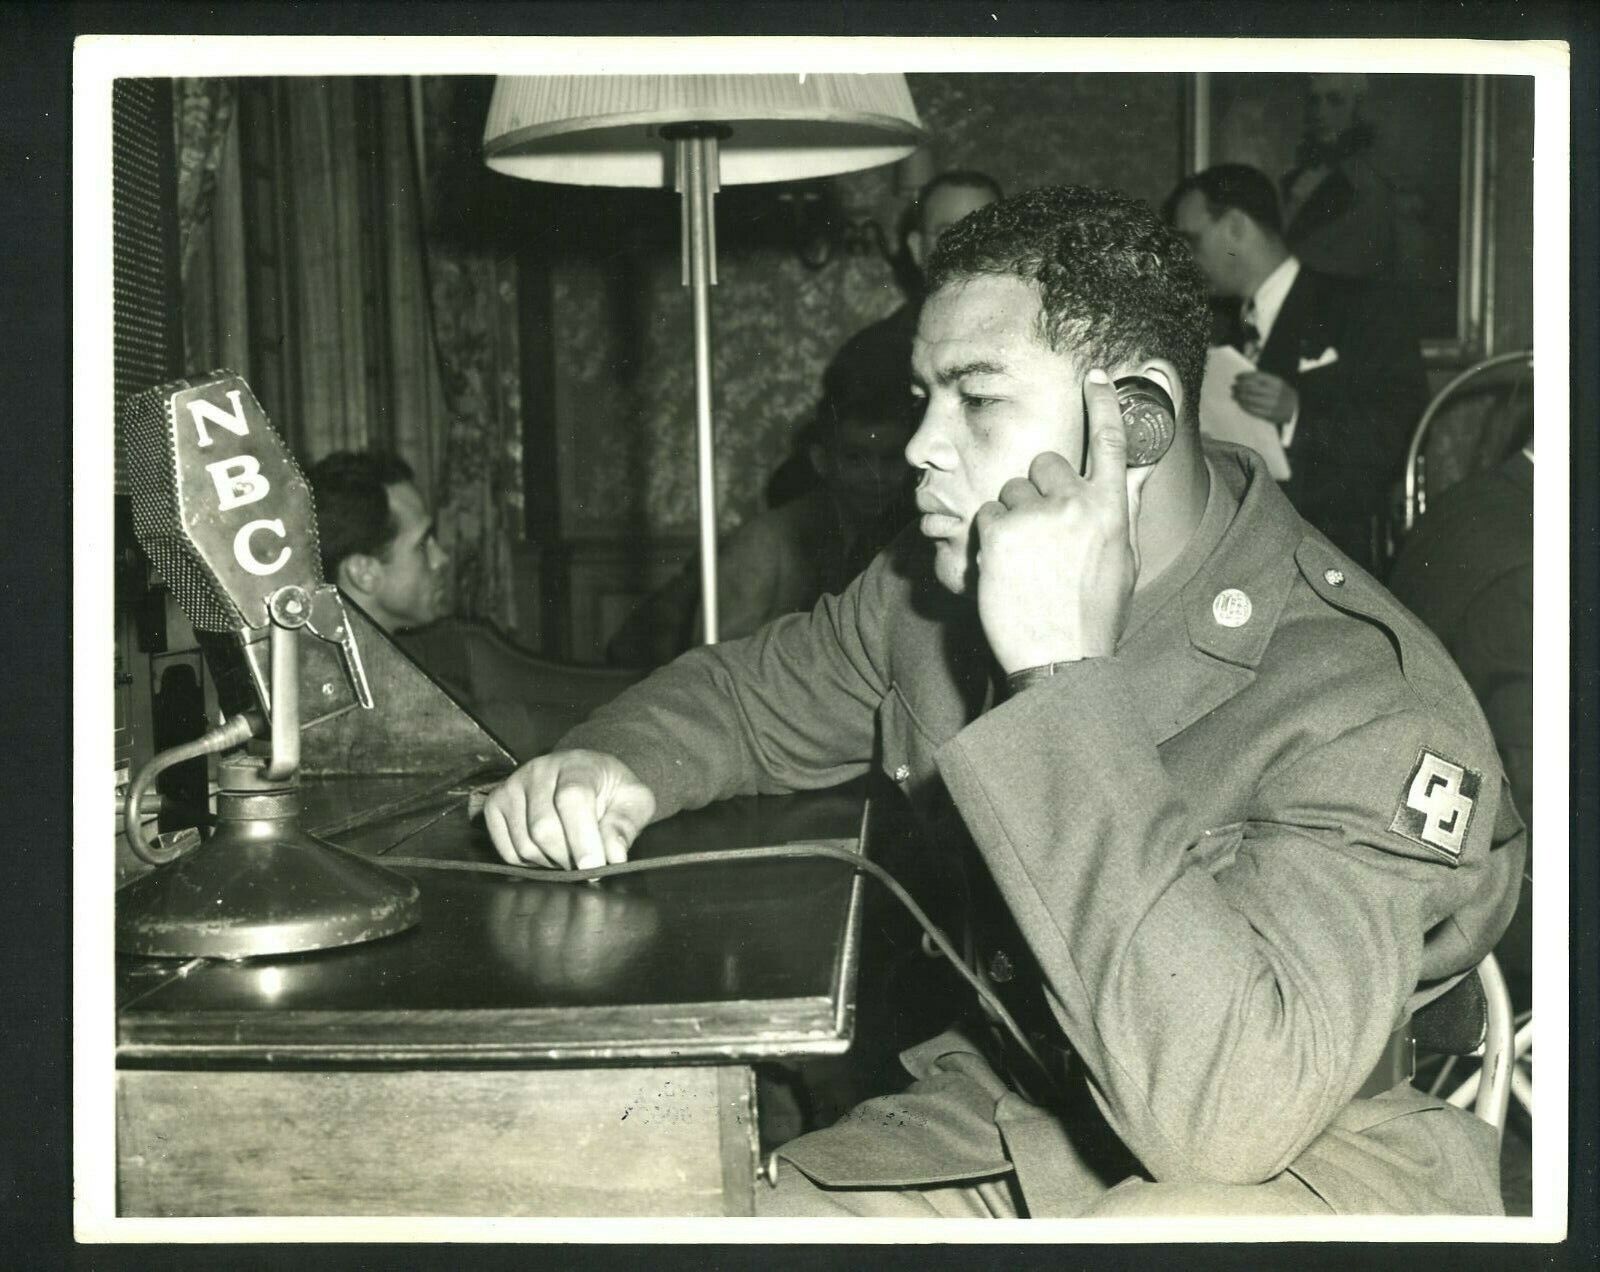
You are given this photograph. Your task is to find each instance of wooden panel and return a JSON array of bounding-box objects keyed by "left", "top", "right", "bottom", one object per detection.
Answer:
[
  {"left": 717, "top": 1066, "right": 759, "bottom": 1216},
  {"left": 119, "top": 1064, "right": 750, "bottom": 1217},
  {"left": 558, "top": 537, "right": 694, "bottom": 663},
  {"left": 1488, "top": 76, "right": 1534, "bottom": 356},
  {"left": 508, "top": 540, "right": 545, "bottom": 651}
]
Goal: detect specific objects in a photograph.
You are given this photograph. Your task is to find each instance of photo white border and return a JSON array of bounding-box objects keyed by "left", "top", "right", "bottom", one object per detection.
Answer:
[{"left": 73, "top": 33, "right": 1572, "bottom": 1246}]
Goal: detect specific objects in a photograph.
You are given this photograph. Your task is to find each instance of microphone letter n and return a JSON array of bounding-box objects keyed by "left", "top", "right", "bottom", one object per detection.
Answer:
[{"left": 186, "top": 389, "right": 250, "bottom": 448}]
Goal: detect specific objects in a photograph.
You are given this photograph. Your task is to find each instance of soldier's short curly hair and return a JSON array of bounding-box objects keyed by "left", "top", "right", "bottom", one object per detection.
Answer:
[{"left": 926, "top": 185, "right": 1211, "bottom": 426}]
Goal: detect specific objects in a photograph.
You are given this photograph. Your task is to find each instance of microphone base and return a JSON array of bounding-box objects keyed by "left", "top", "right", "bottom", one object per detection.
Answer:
[{"left": 116, "top": 819, "right": 421, "bottom": 960}]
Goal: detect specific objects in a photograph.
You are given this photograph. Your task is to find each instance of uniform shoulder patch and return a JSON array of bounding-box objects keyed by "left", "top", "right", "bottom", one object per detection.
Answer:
[{"left": 1389, "top": 748, "right": 1481, "bottom": 865}]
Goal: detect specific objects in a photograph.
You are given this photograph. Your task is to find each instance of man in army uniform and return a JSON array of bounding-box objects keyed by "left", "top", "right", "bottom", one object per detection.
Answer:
[{"left": 483, "top": 186, "right": 1524, "bottom": 1217}]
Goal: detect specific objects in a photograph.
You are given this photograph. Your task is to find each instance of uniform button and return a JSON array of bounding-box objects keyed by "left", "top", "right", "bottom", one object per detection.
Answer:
[
  {"left": 988, "top": 950, "right": 1015, "bottom": 983},
  {"left": 1211, "top": 587, "right": 1252, "bottom": 628},
  {"left": 892, "top": 764, "right": 910, "bottom": 783},
  {"left": 1324, "top": 568, "right": 1346, "bottom": 587}
]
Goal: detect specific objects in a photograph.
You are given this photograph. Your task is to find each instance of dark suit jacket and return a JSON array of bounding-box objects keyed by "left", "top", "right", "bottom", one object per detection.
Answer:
[
  {"left": 563, "top": 443, "right": 1522, "bottom": 1215},
  {"left": 1257, "top": 266, "right": 1429, "bottom": 568},
  {"left": 1281, "top": 158, "right": 1398, "bottom": 281}
]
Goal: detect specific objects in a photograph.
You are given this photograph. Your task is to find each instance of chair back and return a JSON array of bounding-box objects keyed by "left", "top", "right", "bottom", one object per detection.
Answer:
[
  {"left": 1411, "top": 952, "right": 1515, "bottom": 1134},
  {"left": 1402, "top": 350, "right": 1534, "bottom": 536}
]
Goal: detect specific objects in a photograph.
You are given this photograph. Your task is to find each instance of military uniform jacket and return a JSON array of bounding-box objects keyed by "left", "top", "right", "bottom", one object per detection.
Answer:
[{"left": 562, "top": 442, "right": 1525, "bottom": 1215}]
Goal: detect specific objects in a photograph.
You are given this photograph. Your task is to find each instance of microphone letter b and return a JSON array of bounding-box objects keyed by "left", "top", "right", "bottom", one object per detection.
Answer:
[{"left": 207, "top": 454, "right": 272, "bottom": 512}]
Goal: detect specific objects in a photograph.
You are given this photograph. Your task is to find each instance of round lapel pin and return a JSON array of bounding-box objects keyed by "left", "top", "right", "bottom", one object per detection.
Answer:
[{"left": 1212, "top": 588, "right": 1253, "bottom": 628}]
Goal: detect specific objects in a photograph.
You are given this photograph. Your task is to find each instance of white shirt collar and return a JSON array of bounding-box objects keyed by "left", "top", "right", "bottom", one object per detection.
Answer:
[{"left": 1244, "top": 256, "right": 1301, "bottom": 344}]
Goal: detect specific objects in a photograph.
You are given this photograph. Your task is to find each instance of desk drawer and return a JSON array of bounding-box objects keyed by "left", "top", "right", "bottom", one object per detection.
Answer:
[{"left": 118, "top": 1064, "right": 757, "bottom": 1217}]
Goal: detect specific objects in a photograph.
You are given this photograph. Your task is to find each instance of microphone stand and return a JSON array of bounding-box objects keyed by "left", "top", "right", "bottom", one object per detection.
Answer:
[{"left": 116, "top": 583, "right": 421, "bottom": 959}]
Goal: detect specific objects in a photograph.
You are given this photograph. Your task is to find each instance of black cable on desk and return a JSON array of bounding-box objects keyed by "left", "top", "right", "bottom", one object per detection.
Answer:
[{"left": 381, "top": 842, "right": 1060, "bottom": 1098}]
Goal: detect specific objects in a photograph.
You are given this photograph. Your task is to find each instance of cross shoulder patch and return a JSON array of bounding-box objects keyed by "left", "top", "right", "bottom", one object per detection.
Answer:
[{"left": 1389, "top": 748, "right": 1482, "bottom": 865}]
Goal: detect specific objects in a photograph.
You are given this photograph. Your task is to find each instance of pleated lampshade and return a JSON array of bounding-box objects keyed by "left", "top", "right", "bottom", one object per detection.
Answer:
[{"left": 482, "top": 74, "right": 925, "bottom": 187}]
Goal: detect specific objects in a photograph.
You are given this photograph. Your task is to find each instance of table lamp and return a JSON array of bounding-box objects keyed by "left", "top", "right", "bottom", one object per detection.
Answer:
[{"left": 483, "top": 74, "right": 925, "bottom": 642}]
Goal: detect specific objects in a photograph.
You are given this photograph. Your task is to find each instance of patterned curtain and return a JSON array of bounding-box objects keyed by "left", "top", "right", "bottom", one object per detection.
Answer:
[
  {"left": 266, "top": 79, "right": 442, "bottom": 480},
  {"left": 175, "top": 79, "right": 249, "bottom": 380},
  {"left": 173, "top": 79, "right": 235, "bottom": 279},
  {"left": 173, "top": 76, "right": 523, "bottom": 631},
  {"left": 414, "top": 76, "right": 524, "bottom": 632}
]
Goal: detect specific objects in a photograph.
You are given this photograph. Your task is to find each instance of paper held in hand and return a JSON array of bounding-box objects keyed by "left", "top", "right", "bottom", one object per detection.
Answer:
[{"left": 1199, "top": 345, "right": 1292, "bottom": 481}]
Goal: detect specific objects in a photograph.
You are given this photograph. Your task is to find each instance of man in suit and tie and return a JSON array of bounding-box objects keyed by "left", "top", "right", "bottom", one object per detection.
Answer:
[{"left": 1166, "top": 164, "right": 1428, "bottom": 572}]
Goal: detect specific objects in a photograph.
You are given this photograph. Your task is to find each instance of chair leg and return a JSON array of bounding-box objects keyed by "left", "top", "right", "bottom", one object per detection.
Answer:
[
  {"left": 1427, "top": 1053, "right": 1459, "bottom": 1098},
  {"left": 1510, "top": 1062, "right": 1533, "bottom": 1116},
  {"left": 1445, "top": 1059, "right": 1482, "bottom": 1109},
  {"left": 1437, "top": 956, "right": 1513, "bottom": 1132}
]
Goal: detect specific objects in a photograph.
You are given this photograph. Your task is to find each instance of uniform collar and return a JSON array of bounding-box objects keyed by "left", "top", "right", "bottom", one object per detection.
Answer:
[
  {"left": 1122, "top": 451, "right": 1233, "bottom": 643},
  {"left": 1115, "top": 442, "right": 1305, "bottom": 745}
]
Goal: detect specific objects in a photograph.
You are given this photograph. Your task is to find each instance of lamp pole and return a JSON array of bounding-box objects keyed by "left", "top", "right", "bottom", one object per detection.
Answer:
[{"left": 667, "top": 124, "right": 730, "bottom": 645}]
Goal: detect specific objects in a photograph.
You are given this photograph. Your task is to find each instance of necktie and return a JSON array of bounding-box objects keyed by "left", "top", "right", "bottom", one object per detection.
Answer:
[{"left": 1240, "top": 301, "right": 1263, "bottom": 364}]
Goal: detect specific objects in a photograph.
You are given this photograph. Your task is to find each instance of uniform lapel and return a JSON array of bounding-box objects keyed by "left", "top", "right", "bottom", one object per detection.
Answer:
[
  {"left": 1113, "top": 446, "right": 1304, "bottom": 747},
  {"left": 893, "top": 449, "right": 1305, "bottom": 752},
  {"left": 894, "top": 565, "right": 995, "bottom": 741}
]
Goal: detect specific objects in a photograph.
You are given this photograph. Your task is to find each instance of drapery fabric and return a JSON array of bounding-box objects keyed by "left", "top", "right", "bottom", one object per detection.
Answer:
[
  {"left": 415, "top": 75, "right": 525, "bottom": 630},
  {"left": 174, "top": 77, "right": 524, "bottom": 630},
  {"left": 176, "top": 78, "right": 248, "bottom": 380},
  {"left": 272, "top": 78, "right": 445, "bottom": 493},
  {"left": 174, "top": 79, "right": 236, "bottom": 277}
]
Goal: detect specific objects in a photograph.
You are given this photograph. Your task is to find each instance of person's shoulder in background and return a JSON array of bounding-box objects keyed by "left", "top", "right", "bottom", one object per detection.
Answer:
[
  {"left": 1388, "top": 451, "right": 1534, "bottom": 634},
  {"left": 400, "top": 616, "right": 646, "bottom": 760},
  {"left": 1387, "top": 450, "right": 1533, "bottom": 834}
]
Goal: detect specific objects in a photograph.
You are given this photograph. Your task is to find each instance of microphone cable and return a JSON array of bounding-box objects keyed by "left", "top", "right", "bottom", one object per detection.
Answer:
[
  {"left": 380, "top": 837, "right": 1062, "bottom": 1100},
  {"left": 121, "top": 712, "right": 259, "bottom": 866}
]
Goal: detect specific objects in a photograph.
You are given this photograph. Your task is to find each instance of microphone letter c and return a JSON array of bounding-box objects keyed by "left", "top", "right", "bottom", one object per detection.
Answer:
[{"left": 234, "top": 518, "right": 291, "bottom": 577}]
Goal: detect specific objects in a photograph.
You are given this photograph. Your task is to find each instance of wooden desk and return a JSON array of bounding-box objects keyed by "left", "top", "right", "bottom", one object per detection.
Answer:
[{"left": 116, "top": 781, "right": 866, "bottom": 1217}]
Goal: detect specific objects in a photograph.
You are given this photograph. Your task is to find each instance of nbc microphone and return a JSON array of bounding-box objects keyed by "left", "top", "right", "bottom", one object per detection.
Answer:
[{"left": 116, "top": 371, "right": 419, "bottom": 958}]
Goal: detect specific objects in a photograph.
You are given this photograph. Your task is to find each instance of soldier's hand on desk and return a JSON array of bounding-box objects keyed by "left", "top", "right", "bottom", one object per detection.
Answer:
[
  {"left": 971, "top": 369, "right": 1152, "bottom": 671},
  {"left": 483, "top": 749, "right": 656, "bottom": 870},
  {"left": 1232, "top": 370, "right": 1298, "bottom": 425}
]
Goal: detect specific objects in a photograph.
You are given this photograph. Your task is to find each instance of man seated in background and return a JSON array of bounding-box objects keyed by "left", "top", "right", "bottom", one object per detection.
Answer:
[
  {"left": 606, "top": 318, "right": 922, "bottom": 667},
  {"left": 1165, "top": 164, "right": 1427, "bottom": 572},
  {"left": 878, "top": 168, "right": 1006, "bottom": 349},
  {"left": 763, "top": 167, "right": 1004, "bottom": 511},
  {"left": 905, "top": 168, "right": 1005, "bottom": 287},
  {"left": 609, "top": 170, "right": 1006, "bottom": 667},
  {"left": 307, "top": 451, "right": 451, "bottom": 637},
  {"left": 1389, "top": 433, "right": 1535, "bottom": 1008},
  {"left": 484, "top": 185, "right": 1523, "bottom": 1217},
  {"left": 308, "top": 451, "right": 638, "bottom": 758}
]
